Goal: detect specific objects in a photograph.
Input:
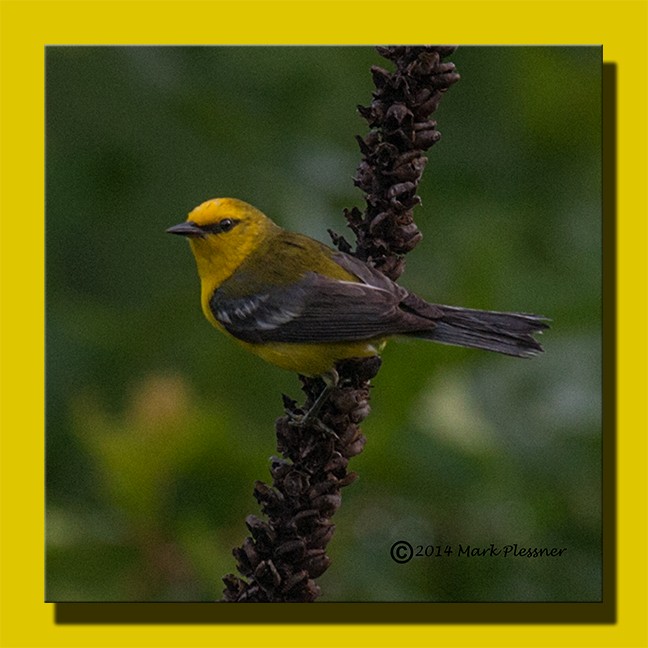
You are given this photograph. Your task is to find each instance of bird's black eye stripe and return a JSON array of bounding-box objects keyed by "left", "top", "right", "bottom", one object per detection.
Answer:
[{"left": 201, "top": 218, "right": 240, "bottom": 234}]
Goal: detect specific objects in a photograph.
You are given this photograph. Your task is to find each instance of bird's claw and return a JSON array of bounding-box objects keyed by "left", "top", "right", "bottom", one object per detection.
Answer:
[{"left": 285, "top": 409, "right": 335, "bottom": 436}]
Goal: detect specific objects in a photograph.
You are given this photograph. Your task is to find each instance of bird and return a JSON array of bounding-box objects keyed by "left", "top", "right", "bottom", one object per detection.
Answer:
[{"left": 167, "top": 198, "right": 548, "bottom": 411}]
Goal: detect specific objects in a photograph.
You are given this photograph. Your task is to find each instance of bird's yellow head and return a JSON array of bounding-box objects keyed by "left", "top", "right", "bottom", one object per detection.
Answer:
[{"left": 167, "top": 197, "right": 280, "bottom": 287}]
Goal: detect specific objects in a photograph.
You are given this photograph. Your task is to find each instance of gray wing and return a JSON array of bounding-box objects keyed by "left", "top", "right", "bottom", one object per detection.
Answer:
[{"left": 209, "top": 267, "right": 434, "bottom": 344}]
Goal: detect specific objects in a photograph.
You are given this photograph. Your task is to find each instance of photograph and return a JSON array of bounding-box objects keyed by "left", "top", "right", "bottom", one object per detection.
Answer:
[{"left": 45, "top": 45, "right": 602, "bottom": 603}]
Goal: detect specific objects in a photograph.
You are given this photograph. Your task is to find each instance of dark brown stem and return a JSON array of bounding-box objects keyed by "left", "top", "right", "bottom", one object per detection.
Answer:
[
  {"left": 222, "top": 46, "right": 459, "bottom": 602},
  {"left": 340, "top": 45, "right": 460, "bottom": 279}
]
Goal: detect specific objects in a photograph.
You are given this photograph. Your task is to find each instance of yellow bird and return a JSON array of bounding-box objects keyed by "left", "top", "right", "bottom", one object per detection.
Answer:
[{"left": 167, "top": 198, "right": 547, "bottom": 384}]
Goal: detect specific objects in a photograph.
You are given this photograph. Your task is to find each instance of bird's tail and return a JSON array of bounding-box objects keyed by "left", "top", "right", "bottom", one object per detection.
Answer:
[{"left": 410, "top": 305, "right": 549, "bottom": 358}]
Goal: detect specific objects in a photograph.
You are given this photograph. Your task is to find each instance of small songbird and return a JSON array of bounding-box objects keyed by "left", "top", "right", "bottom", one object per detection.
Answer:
[{"left": 168, "top": 198, "right": 548, "bottom": 391}]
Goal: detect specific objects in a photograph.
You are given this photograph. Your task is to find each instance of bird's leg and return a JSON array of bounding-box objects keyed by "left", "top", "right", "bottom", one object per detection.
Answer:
[
  {"left": 302, "top": 369, "right": 339, "bottom": 426},
  {"left": 286, "top": 369, "right": 339, "bottom": 431}
]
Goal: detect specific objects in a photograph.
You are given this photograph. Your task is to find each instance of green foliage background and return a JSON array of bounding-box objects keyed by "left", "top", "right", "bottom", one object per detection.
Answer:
[{"left": 46, "top": 46, "right": 602, "bottom": 602}]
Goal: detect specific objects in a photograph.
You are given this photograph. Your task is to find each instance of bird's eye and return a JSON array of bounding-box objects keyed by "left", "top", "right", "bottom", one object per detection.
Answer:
[{"left": 202, "top": 218, "right": 238, "bottom": 234}]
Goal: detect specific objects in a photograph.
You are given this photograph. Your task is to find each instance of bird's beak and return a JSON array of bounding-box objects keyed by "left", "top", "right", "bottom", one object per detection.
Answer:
[{"left": 166, "top": 221, "right": 204, "bottom": 238}]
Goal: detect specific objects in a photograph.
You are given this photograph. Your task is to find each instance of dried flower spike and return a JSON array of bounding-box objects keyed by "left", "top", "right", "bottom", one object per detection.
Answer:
[{"left": 223, "top": 46, "right": 458, "bottom": 602}]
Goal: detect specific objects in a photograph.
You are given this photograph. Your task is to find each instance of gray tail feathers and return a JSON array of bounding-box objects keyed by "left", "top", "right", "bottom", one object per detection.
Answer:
[{"left": 411, "top": 305, "right": 549, "bottom": 358}]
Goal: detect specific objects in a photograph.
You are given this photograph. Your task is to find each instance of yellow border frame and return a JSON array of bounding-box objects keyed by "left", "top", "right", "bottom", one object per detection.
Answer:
[{"left": 1, "top": 1, "right": 646, "bottom": 646}]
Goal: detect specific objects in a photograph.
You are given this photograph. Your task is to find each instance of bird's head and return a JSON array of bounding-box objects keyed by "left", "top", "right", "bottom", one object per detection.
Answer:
[{"left": 167, "top": 198, "right": 279, "bottom": 281}]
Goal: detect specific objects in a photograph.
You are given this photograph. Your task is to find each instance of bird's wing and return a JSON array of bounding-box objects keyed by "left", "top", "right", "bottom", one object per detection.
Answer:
[{"left": 210, "top": 271, "right": 426, "bottom": 344}]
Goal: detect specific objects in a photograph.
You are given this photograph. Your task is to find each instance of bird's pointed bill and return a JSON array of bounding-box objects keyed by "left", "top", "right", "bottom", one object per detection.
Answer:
[{"left": 166, "top": 221, "right": 204, "bottom": 237}]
